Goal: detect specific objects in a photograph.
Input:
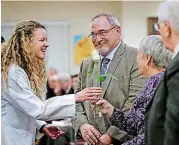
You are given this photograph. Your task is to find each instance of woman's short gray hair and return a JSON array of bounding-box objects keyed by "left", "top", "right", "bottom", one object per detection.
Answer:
[
  {"left": 139, "top": 35, "right": 172, "bottom": 68},
  {"left": 91, "top": 13, "right": 120, "bottom": 27}
]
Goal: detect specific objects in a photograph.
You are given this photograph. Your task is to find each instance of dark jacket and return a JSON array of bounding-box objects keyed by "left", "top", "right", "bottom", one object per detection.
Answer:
[{"left": 146, "top": 53, "right": 179, "bottom": 145}]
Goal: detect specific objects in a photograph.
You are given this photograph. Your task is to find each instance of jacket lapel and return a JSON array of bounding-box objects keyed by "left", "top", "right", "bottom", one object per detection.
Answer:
[
  {"left": 166, "top": 53, "right": 179, "bottom": 76},
  {"left": 101, "top": 41, "right": 125, "bottom": 98}
]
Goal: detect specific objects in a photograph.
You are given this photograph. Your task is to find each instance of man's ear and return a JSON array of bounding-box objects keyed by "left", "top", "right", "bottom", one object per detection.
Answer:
[
  {"left": 116, "top": 26, "right": 121, "bottom": 34},
  {"left": 164, "top": 21, "right": 171, "bottom": 37}
]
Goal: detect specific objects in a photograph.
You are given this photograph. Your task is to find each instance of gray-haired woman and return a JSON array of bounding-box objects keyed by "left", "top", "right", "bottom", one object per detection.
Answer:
[{"left": 94, "top": 35, "right": 172, "bottom": 145}]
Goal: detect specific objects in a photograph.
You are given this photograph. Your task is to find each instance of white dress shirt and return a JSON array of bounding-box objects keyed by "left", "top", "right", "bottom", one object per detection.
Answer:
[{"left": 100, "top": 41, "right": 121, "bottom": 72}]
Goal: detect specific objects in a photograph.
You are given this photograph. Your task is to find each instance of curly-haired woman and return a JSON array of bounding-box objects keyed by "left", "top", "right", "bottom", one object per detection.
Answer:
[{"left": 1, "top": 20, "right": 101, "bottom": 145}]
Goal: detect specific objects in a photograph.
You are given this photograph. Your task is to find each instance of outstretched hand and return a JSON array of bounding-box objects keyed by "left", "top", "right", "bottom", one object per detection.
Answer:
[
  {"left": 43, "top": 124, "right": 65, "bottom": 139},
  {"left": 96, "top": 99, "right": 114, "bottom": 116},
  {"left": 75, "top": 87, "right": 102, "bottom": 102}
]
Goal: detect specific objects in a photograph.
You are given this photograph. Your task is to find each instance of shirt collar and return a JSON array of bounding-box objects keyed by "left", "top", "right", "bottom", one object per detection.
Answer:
[
  {"left": 101, "top": 41, "right": 121, "bottom": 60},
  {"left": 172, "top": 44, "right": 179, "bottom": 59}
]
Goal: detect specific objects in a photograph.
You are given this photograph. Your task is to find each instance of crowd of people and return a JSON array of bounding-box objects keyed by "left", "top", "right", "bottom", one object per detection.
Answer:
[
  {"left": 1, "top": 1, "right": 179, "bottom": 145},
  {"left": 39, "top": 69, "right": 78, "bottom": 145}
]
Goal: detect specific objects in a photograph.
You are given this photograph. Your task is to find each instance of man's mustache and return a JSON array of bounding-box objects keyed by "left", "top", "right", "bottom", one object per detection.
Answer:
[{"left": 94, "top": 40, "right": 108, "bottom": 47}]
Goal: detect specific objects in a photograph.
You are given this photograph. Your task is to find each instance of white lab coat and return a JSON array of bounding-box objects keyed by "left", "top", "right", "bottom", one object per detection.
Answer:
[{"left": 1, "top": 64, "right": 76, "bottom": 145}]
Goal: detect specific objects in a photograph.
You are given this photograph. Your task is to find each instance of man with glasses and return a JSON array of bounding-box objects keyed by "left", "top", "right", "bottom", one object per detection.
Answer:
[
  {"left": 146, "top": 1, "right": 179, "bottom": 145},
  {"left": 74, "top": 13, "right": 146, "bottom": 145}
]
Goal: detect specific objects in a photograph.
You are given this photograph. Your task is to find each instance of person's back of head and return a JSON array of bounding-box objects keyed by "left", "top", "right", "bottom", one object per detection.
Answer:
[
  {"left": 57, "top": 73, "right": 71, "bottom": 92},
  {"left": 57, "top": 73, "right": 71, "bottom": 82},
  {"left": 139, "top": 35, "right": 172, "bottom": 69}
]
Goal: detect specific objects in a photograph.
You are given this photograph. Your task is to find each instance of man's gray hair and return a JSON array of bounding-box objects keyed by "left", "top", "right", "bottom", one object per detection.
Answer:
[
  {"left": 91, "top": 13, "right": 120, "bottom": 27},
  {"left": 158, "top": 1, "right": 179, "bottom": 32},
  {"left": 57, "top": 73, "right": 71, "bottom": 82},
  {"left": 139, "top": 35, "right": 172, "bottom": 68}
]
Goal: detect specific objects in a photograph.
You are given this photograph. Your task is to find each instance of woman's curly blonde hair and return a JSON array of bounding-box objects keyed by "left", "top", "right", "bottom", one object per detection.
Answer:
[{"left": 1, "top": 20, "right": 47, "bottom": 97}]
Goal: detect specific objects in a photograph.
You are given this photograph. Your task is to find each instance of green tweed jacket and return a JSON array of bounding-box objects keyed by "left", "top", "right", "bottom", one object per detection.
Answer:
[{"left": 74, "top": 41, "right": 147, "bottom": 142}]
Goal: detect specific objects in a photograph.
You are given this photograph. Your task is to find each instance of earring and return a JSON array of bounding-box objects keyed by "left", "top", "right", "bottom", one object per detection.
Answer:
[{"left": 145, "top": 64, "right": 149, "bottom": 68}]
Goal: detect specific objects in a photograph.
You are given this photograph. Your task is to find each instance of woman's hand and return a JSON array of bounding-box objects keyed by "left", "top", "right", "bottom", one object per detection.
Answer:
[
  {"left": 43, "top": 124, "right": 65, "bottom": 139},
  {"left": 75, "top": 87, "right": 102, "bottom": 102},
  {"left": 95, "top": 99, "right": 114, "bottom": 116}
]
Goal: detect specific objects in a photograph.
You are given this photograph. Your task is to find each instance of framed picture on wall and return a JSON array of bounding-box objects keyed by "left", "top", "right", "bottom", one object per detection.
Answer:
[{"left": 147, "top": 17, "right": 159, "bottom": 35}]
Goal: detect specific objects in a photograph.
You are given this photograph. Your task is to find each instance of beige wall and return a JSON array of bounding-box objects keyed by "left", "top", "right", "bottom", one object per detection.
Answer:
[
  {"left": 1, "top": 1, "right": 162, "bottom": 74},
  {"left": 121, "top": 1, "right": 161, "bottom": 48}
]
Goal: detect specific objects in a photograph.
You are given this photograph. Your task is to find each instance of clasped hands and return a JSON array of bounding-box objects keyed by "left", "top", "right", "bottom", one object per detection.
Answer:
[
  {"left": 80, "top": 123, "right": 112, "bottom": 145},
  {"left": 79, "top": 99, "right": 115, "bottom": 145},
  {"left": 42, "top": 124, "right": 65, "bottom": 139},
  {"left": 75, "top": 87, "right": 116, "bottom": 144}
]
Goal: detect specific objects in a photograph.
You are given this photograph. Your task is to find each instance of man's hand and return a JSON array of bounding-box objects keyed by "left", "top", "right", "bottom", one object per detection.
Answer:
[
  {"left": 43, "top": 124, "right": 65, "bottom": 139},
  {"left": 98, "top": 134, "right": 112, "bottom": 145},
  {"left": 80, "top": 123, "right": 102, "bottom": 145},
  {"left": 75, "top": 87, "right": 102, "bottom": 102}
]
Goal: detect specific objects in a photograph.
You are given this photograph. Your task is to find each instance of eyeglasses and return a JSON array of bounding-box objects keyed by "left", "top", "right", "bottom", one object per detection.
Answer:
[{"left": 88, "top": 26, "right": 117, "bottom": 39}]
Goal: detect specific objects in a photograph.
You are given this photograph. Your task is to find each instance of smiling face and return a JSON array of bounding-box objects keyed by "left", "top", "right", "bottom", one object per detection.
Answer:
[
  {"left": 32, "top": 28, "right": 49, "bottom": 59},
  {"left": 91, "top": 16, "right": 121, "bottom": 56}
]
